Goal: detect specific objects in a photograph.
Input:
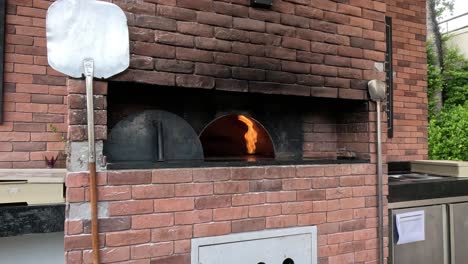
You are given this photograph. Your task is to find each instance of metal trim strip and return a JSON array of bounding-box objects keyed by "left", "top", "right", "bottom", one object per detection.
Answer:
[{"left": 389, "top": 196, "right": 468, "bottom": 209}]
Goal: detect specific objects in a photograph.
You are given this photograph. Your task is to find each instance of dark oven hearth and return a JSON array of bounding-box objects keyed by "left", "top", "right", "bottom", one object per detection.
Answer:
[{"left": 104, "top": 82, "right": 371, "bottom": 169}]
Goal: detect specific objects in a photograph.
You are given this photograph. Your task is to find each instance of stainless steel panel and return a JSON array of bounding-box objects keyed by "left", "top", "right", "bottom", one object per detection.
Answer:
[
  {"left": 450, "top": 202, "right": 468, "bottom": 264},
  {"left": 390, "top": 205, "right": 448, "bottom": 264}
]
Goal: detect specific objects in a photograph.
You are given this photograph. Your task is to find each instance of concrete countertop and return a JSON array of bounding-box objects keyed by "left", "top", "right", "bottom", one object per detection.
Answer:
[
  {"left": 0, "top": 169, "right": 66, "bottom": 183},
  {"left": 389, "top": 175, "right": 468, "bottom": 203}
]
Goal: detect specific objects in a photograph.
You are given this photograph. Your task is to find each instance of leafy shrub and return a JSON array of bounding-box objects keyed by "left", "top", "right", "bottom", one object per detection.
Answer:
[
  {"left": 429, "top": 104, "right": 468, "bottom": 160},
  {"left": 427, "top": 38, "right": 468, "bottom": 160},
  {"left": 444, "top": 69, "right": 468, "bottom": 107},
  {"left": 427, "top": 41, "right": 468, "bottom": 110}
]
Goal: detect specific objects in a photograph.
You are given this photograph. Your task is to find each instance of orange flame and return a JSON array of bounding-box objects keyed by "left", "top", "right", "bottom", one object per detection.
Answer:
[{"left": 238, "top": 115, "right": 258, "bottom": 154}]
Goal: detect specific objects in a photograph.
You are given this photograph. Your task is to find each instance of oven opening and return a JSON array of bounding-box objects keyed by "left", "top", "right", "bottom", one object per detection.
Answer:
[
  {"left": 200, "top": 114, "right": 275, "bottom": 162},
  {"left": 104, "top": 82, "right": 371, "bottom": 169}
]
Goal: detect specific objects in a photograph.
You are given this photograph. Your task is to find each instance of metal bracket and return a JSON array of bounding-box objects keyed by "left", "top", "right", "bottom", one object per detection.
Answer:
[{"left": 83, "top": 58, "right": 94, "bottom": 77}]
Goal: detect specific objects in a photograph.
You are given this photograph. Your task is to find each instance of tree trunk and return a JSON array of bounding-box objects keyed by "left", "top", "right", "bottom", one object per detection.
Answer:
[{"left": 427, "top": 0, "right": 444, "bottom": 113}]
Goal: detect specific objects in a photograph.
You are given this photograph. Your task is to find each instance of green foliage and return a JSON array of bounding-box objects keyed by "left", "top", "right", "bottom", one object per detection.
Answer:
[
  {"left": 427, "top": 39, "right": 468, "bottom": 115},
  {"left": 444, "top": 69, "right": 468, "bottom": 107},
  {"left": 427, "top": 35, "right": 468, "bottom": 160},
  {"left": 429, "top": 105, "right": 468, "bottom": 160},
  {"left": 433, "top": 44, "right": 468, "bottom": 110},
  {"left": 443, "top": 42, "right": 467, "bottom": 71}
]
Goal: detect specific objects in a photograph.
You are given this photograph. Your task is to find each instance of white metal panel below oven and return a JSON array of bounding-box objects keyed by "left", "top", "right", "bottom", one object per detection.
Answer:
[{"left": 191, "top": 226, "right": 317, "bottom": 264}]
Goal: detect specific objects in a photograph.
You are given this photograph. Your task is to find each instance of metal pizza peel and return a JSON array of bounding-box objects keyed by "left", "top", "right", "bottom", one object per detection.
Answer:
[{"left": 46, "top": 1, "right": 130, "bottom": 263}]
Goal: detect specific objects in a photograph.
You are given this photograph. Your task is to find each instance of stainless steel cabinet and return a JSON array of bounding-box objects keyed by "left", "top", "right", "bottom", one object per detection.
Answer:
[
  {"left": 450, "top": 202, "right": 468, "bottom": 264},
  {"left": 390, "top": 205, "right": 449, "bottom": 264}
]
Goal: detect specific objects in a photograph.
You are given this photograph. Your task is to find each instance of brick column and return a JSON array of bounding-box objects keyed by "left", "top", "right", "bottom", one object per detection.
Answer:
[{"left": 66, "top": 78, "right": 108, "bottom": 172}]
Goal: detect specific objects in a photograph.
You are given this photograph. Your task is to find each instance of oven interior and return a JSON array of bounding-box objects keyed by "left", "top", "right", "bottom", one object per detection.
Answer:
[{"left": 104, "top": 82, "right": 370, "bottom": 168}]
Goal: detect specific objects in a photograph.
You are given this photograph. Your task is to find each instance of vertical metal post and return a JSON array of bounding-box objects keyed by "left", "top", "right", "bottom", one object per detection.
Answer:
[
  {"left": 376, "top": 100, "right": 384, "bottom": 264},
  {"left": 84, "top": 58, "right": 100, "bottom": 264}
]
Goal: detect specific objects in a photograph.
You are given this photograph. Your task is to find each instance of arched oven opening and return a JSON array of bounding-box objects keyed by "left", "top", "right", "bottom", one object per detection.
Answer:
[{"left": 200, "top": 114, "right": 275, "bottom": 162}]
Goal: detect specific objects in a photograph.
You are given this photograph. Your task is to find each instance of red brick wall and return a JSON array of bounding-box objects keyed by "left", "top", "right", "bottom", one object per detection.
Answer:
[
  {"left": 0, "top": 0, "right": 67, "bottom": 168},
  {"left": 67, "top": 79, "right": 108, "bottom": 144},
  {"left": 386, "top": 0, "right": 428, "bottom": 162},
  {"left": 64, "top": 164, "right": 384, "bottom": 264},
  {"left": 0, "top": 0, "right": 428, "bottom": 166},
  {"left": 303, "top": 100, "right": 371, "bottom": 160},
  {"left": 114, "top": 0, "right": 387, "bottom": 100}
]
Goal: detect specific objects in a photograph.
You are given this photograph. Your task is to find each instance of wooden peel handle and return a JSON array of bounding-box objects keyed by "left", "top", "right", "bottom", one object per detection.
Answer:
[{"left": 89, "top": 162, "right": 100, "bottom": 264}]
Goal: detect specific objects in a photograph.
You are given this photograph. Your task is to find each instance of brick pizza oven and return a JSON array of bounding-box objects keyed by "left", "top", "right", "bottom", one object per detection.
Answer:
[{"left": 32, "top": 0, "right": 428, "bottom": 263}]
